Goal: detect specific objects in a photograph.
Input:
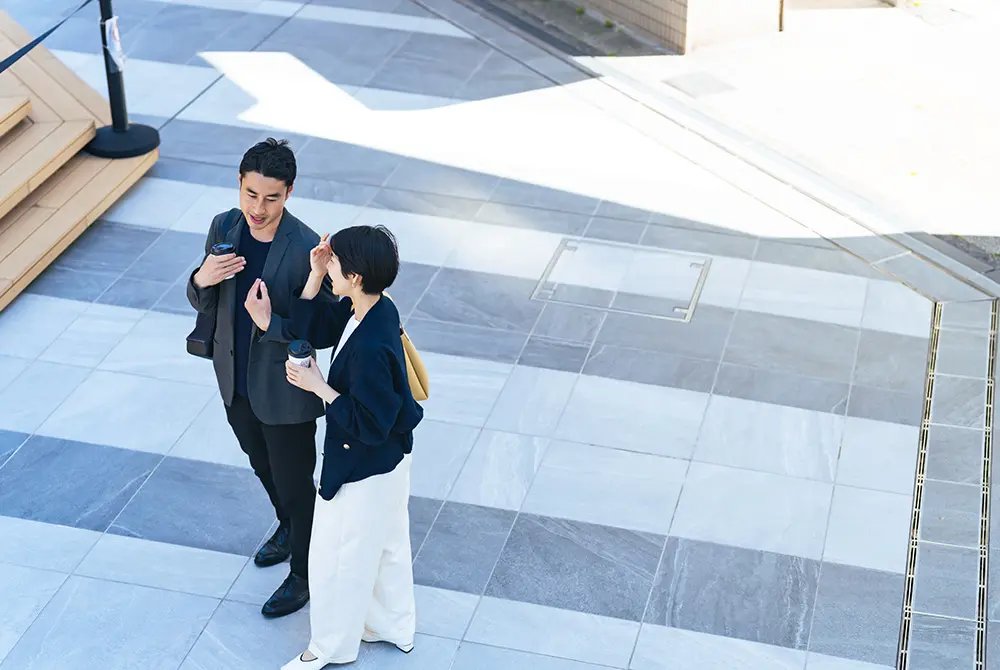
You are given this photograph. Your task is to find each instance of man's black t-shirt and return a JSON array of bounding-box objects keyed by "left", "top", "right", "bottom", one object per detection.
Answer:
[{"left": 234, "top": 225, "right": 271, "bottom": 397}]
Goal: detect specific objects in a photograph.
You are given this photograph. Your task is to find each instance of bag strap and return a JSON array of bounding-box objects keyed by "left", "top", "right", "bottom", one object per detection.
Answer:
[{"left": 217, "top": 207, "right": 241, "bottom": 243}]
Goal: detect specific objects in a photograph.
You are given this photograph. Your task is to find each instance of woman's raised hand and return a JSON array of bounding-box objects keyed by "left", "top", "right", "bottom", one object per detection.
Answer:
[{"left": 309, "top": 234, "right": 332, "bottom": 277}]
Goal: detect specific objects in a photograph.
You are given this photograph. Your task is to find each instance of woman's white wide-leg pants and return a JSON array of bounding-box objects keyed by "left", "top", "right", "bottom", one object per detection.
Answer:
[{"left": 306, "top": 455, "right": 415, "bottom": 664}]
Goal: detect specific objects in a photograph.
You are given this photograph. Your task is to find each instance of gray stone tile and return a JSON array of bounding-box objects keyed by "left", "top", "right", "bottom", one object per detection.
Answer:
[
  {"left": 610, "top": 292, "right": 690, "bottom": 320},
  {"left": 486, "top": 514, "right": 662, "bottom": 621},
  {"left": 853, "top": 330, "right": 929, "bottom": 394},
  {"left": 753, "top": 240, "right": 883, "bottom": 279},
  {"left": 403, "top": 317, "right": 526, "bottom": 364},
  {"left": 907, "top": 613, "right": 976, "bottom": 669},
  {"left": 147, "top": 157, "right": 234, "bottom": 188},
  {"left": 584, "top": 216, "right": 647, "bottom": 244},
  {"left": 837, "top": 417, "right": 919, "bottom": 495},
  {"left": 123, "top": 230, "right": 204, "bottom": 284},
  {"left": 455, "top": 52, "right": 551, "bottom": 99},
  {"left": 475, "top": 202, "right": 591, "bottom": 235},
  {"left": 295, "top": 137, "right": 403, "bottom": 186},
  {"left": 383, "top": 158, "right": 500, "bottom": 200},
  {"left": 646, "top": 537, "right": 818, "bottom": 649},
  {"left": 414, "top": 268, "right": 543, "bottom": 332},
  {"left": 930, "top": 374, "right": 987, "bottom": 429},
  {"left": 633, "top": 624, "right": 809, "bottom": 670},
  {"left": 642, "top": 224, "right": 758, "bottom": 259},
  {"left": 389, "top": 261, "right": 438, "bottom": 319},
  {"left": 159, "top": 119, "right": 265, "bottom": 168},
  {"left": 594, "top": 200, "right": 652, "bottom": 223},
  {"left": 584, "top": 344, "right": 717, "bottom": 392},
  {"left": 935, "top": 328, "right": 990, "bottom": 378},
  {"left": 451, "top": 643, "right": 611, "bottom": 670},
  {"left": 25, "top": 266, "right": 116, "bottom": 302},
  {"left": 925, "top": 424, "right": 983, "bottom": 486},
  {"left": 0, "top": 575, "right": 217, "bottom": 670},
  {"left": 0, "top": 436, "right": 159, "bottom": 532},
  {"left": 596, "top": 306, "right": 734, "bottom": 362},
  {"left": 876, "top": 253, "right": 985, "bottom": 302},
  {"left": 409, "top": 495, "right": 442, "bottom": 559},
  {"left": 808, "top": 562, "right": 904, "bottom": 666},
  {"left": 413, "top": 501, "right": 516, "bottom": 594},
  {"left": 533, "top": 303, "right": 606, "bottom": 345},
  {"left": 918, "top": 480, "right": 980, "bottom": 548},
  {"left": 939, "top": 300, "right": 993, "bottom": 332},
  {"left": 0, "top": 562, "right": 67, "bottom": 662},
  {"left": 912, "top": 542, "right": 978, "bottom": 620},
  {"left": 551, "top": 283, "right": 614, "bottom": 309},
  {"left": 847, "top": 385, "right": 924, "bottom": 427},
  {"left": 96, "top": 277, "right": 172, "bottom": 310},
  {"left": 288, "top": 175, "right": 378, "bottom": 207},
  {"left": 488, "top": 179, "right": 600, "bottom": 216},
  {"left": 109, "top": 456, "right": 277, "bottom": 556},
  {"left": 153, "top": 280, "right": 197, "bottom": 316},
  {"left": 56, "top": 221, "right": 161, "bottom": 275},
  {"left": 368, "top": 33, "right": 493, "bottom": 98},
  {"left": 713, "top": 363, "right": 850, "bottom": 415},
  {"left": 518, "top": 336, "right": 589, "bottom": 373},
  {"left": 0, "top": 429, "right": 27, "bottom": 468},
  {"left": 370, "top": 187, "right": 484, "bottom": 220},
  {"left": 991, "top": 621, "right": 1000, "bottom": 670},
  {"left": 724, "top": 311, "right": 859, "bottom": 383}
]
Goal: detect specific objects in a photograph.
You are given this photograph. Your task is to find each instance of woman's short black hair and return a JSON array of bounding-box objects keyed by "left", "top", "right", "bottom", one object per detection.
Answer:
[
  {"left": 239, "top": 137, "right": 296, "bottom": 188},
  {"left": 330, "top": 225, "right": 399, "bottom": 295}
]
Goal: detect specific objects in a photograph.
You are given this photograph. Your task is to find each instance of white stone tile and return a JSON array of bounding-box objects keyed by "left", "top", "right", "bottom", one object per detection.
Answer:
[
  {"left": 485, "top": 365, "right": 577, "bottom": 437},
  {"left": 98, "top": 311, "right": 218, "bottom": 387},
  {"left": 823, "top": 485, "right": 911, "bottom": 574},
  {"left": 75, "top": 534, "right": 247, "bottom": 599},
  {"left": 699, "top": 256, "right": 751, "bottom": 309},
  {"left": 38, "top": 371, "right": 215, "bottom": 454},
  {"left": 0, "top": 361, "right": 91, "bottom": 433},
  {"left": 144, "top": 0, "right": 302, "bottom": 15},
  {"left": 451, "top": 643, "right": 610, "bottom": 670},
  {"left": 225, "top": 556, "right": 288, "bottom": 607},
  {"left": 174, "top": 77, "right": 270, "bottom": 130},
  {"left": 296, "top": 4, "right": 473, "bottom": 38},
  {"left": 170, "top": 186, "right": 240, "bottom": 235},
  {"left": 555, "top": 375, "right": 709, "bottom": 459},
  {"left": 410, "top": 420, "right": 480, "bottom": 499},
  {"left": 414, "top": 585, "right": 479, "bottom": 639},
  {"left": 694, "top": 395, "right": 843, "bottom": 482},
  {"left": 352, "top": 86, "right": 459, "bottom": 112},
  {"left": 632, "top": 623, "right": 807, "bottom": 670},
  {"left": 739, "top": 262, "right": 868, "bottom": 328},
  {"left": 465, "top": 596, "right": 640, "bottom": 669},
  {"left": 103, "top": 177, "right": 209, "bottom": 231},
  {"left": 0, "top": 355, "right": 29, "bottom": 393},
  {"left": 449, "top": 430, "right": 549, "bottom": 511},
  {"left": 671, "top": 462, "right": 833, "bottom": 560},
  {"left": 522, "top": 441, "right": 686, "bottom": 534},
  {"left": 806, "top": 652, "right": 892, "bottom": 669},
  {"left": 446, "top": 225, "right": 563, "bottom": 281},
  {"left": 619, "top": 248, "right": 704, "bottom": 302},
  {"left": 0, "top": 294, "right": 87, "bottom": 359},
  {"left": 169, "top": 393, "right": 247, "bottom": 468},
  {"left": 284, "top": 198, "right": 361, "bottom": 236},
  {"left": 836, "top": 417, "right": 919, "bottom": 495},
  {"left": 354, "top": 208, "right": 470, "bottom": 269},
  {"left": 0, "top": 563, "right": 68, "bottom": 663},
  {"left": 39, "top": 303, "right": 145, "bottom": 368},
  {"left": 0, "top": 517, "right": 101, "bottom": 573},
  {"left": 419, "top": 352, "right": 511, "bottom": 427},
  {"left": 861, "top": 279, "right": 934, "bottom": 338},
  {"left": 549, "top": 241, "right": 633, "bottom": 292}
]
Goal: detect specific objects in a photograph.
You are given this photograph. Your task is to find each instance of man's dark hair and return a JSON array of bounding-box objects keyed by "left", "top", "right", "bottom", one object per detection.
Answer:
[
  {"left": 330, "top": 225, "right": 399, "bottom": 295},
  {"left": 239, "top": 137, "right": 296, "bottom": 188}
]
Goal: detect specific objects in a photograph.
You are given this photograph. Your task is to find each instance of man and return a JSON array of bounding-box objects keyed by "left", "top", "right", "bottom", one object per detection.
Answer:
[{"left": 187, "top": 138, "right": 333, "bottom": 618}]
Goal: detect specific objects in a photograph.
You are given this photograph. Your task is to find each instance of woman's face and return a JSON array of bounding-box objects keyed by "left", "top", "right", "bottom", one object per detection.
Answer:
[{"left": 326, "top": 251, "right": 356, "bottom": 296}]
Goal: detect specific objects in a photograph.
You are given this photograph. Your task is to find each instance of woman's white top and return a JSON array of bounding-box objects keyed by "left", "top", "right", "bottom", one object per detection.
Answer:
[{"left": 332, "top": 313, "right": 361, "bottom": 363}]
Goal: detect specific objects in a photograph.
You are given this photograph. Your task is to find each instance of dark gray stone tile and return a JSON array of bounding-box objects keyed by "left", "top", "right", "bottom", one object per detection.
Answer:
[
  {"left": 475, "top": 202, "right": 590, "bottom": 236},
  {"left": 584, "top": 345, "right": 717, "bottom": 392},
  {"left": 908, "top": 613, "right": 976, "bottom": 669},
  {"left": 594, "top": 200, "right": 652, "bottom": 223},
  {"left": 925, "top": 425, "right": 983, "bottom": 486},
  {"left": 109, "top": 456, "right": 277, "bottom": 556},
  {"left": 487, "top": 514, "right": 662, "bottom": 621},
  {"left": 912, "top": 542, "right": 978, "bottom": 620},
  {"left": 408, "top": 495, "right": 442, "bottom": 560},
  {"left": 935, "top": 329, "right": 991, "bottom": 378},
  {"left": 124, "top": 230, "right": 204, "bottom": 284},
  {"left": 159, "top": 119, "right": 265, "bottom": 168},
  {"left": 990, "top": 549, "right": 1000, "bottom": 621},
  {"left": 454, "top": 51, "right": 551, "bottom": 99},
  {"left": 0, "top": 436, "right": 160, "bottom": 532},
  {"left": 877, "top": 254, "right": 984, "bottom": 302},
  {"left": 26, "top": 266, "right": 116, "bottom": 302},
  {"left": 847, "top": 385, "right": 923, "bottom": 427},
  {"left": 96, "top": 278, "right": 172, "bottom": 310},
  {"left": 645, "top": 537, "right": 818, "bottom": 649},
  {"left": 584, "top": 217, "right": 646, "bottom": 244},
  {"left": 596, "top": 306, "right": 734, "bottom": 362},
  {"left": 367, "top": 33, "right": 493, "bottom": 98},
  {"left": 930, "top": 375, "right": 987, "bottom": 429},
  {"left": 642, "top": 224, "right": 758, "bottom": 260},
  {"left": 147, "top": 157, "right": 234, "bottom": 188},
  {"left": 488, "top": 180, "right": 599, "bottom": 216},
  {"left": 57, "top": 221, "right": 161, "bottom": 275},
  {"left": 991, "top": 620, "right": 1000, "bottom": 670},
  {"left": 939, "top": 301, "right": 993, "bottom": 332},
  {"left": 647, "top": 212, "right": 752, "bottom": 239},
  {"left": 853, "top": 330, "right": 929, "bottom": 394},
  {"left": 533, "top": 303, "right": 606, "bottom": 345},
  {"left": 724, "top": 311, "right": 859, "bottom": 383},
  {"left": 752, "top": 240, "right": 883, "bottom": 279},
  {"left": 388, "top": 262, "right": 438, "bottom": 319},
  {"left": 404, "top": 318, "right": 526, "bottom": 364},
  {"left": 414, "top": 501, "right": 516, "bottom": 594},
  {"left": 370, "top": 188, "right": 484, "bottom": 220},
  {"left": 518, "top": 337, "right": 588, "bottom": 373},
  {"left": 382, "top": 159, "right": 499, "bottom": 200},
  {"left": 713, "top": 363, "right": 850, "bottom": 415},
  {"left": 295, "top": 138, "right": 403, "bottom": 187},
  {"left": 919, "top": 480, "right": 980, "bottom": 548},
  {"left": 809, "top": 562, "right": 904, "bottom": 666},
  {"left": 414, "top": 268, "right": 544, "bottom": 332},
  {"left": 153, "top": 281, "right": 196, "bottom": 316},
  {"left": 289, "top": 176, "right": 378, "bottom": 207},
  {"left": 0, "top": 429, "right": 28, "bottom": 468}
]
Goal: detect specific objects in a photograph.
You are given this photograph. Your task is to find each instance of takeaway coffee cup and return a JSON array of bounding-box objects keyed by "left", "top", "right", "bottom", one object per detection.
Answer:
[
  {"left": 211, "top": 242, "right": 236, "bottom": 280},
  {"left": 288, "top": 340, "right": 313, "bottom": 367}
]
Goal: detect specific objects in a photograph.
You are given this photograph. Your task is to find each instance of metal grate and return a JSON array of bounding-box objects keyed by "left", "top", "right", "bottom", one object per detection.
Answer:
[{"left": 975, "top": 299, "right": 998, "bottom": 669}]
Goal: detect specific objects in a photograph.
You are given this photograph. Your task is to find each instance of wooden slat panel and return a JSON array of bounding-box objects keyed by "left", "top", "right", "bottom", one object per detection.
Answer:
[
  {"left": 33, "top": 153, "right": 112, "bottom": 209},
  {"left": 26, "top": 48, "right": 112, "bottom": 126},
  {"left": 0, "top": 96, "right": 30, "bottom": 138},
  {"left": 0, "top": 118, "right": 33, "bottom": 155},
  {"left": 0, "top": 121, "right": 58, "bottom": 175},
  {"left": 0, "top": 206, "right": 55, "bottom": 264},
  {"left": 0, "top": 30, "right": 92, "bottom": 123}
]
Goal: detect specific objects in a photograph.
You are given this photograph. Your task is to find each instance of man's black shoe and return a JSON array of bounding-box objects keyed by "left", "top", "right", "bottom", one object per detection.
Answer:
[
  {"left": 261, "top": 572, "right": 309, "bottom": 618},
  {"left": 254, "top": 524, "right": 291, "bottom": 567}
]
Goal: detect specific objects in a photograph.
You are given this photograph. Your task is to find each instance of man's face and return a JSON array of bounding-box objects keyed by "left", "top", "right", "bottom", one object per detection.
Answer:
[{"left": 238, "top": 171, "right": 292, "bottom": 232}]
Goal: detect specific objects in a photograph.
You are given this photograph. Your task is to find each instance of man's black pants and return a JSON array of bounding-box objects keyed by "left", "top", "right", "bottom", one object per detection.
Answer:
[{"left": 225, "top": 394, "right": 317, "bottom": 580}]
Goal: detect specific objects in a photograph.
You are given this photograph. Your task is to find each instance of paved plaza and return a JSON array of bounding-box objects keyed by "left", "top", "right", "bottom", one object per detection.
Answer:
[{"left": 0, "top": 0, "right": 996, "bottom": 668}]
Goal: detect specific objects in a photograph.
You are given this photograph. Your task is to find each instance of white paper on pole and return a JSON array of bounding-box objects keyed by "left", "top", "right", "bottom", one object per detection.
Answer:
[{"left": 104, "top": 16, "right": 126, "bottom": 72}]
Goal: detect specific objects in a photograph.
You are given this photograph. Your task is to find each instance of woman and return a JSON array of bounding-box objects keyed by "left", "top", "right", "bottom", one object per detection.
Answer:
[{"left": 282, "top": 224, "right": 423, "bottom": 669}]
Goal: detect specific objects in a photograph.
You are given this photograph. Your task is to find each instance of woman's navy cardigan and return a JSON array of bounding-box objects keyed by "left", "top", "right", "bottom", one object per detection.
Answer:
[{"left": 290, "top": 293, "right": 423, "bottom": 501}]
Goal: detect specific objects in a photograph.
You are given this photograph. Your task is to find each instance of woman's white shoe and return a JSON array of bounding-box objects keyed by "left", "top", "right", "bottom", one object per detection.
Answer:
[
  {"left": 361, "top": 628, "right": 414, "bottom": 653},
  {"left": 281, "top": 652, "right": 330, "bottom": 669}
]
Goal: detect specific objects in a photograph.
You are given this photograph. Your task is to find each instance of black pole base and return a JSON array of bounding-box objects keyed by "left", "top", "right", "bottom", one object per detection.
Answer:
[{"left": 84, "top": 123, "right": 160, "bottom": 159}]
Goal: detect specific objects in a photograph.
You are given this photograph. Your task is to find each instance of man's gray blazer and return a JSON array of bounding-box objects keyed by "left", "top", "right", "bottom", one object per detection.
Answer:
[{"left": 186, "top": 208, "right": 334, "bottom": 426}]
